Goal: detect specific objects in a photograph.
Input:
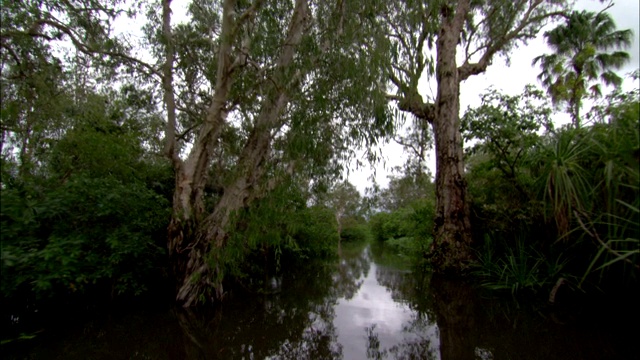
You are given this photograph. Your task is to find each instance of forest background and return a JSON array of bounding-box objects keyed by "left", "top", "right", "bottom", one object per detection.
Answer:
[{"left": 1, "top": 0, "right": 638, "bottom": 329}]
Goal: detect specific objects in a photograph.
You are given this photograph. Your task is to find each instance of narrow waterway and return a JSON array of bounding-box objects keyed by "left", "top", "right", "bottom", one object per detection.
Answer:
[
  {"left": 5, "top": 242, "right": 637, "bottom": 359},
  {"left": 333, "top": 245, "right": 440, "bottom": 360}
]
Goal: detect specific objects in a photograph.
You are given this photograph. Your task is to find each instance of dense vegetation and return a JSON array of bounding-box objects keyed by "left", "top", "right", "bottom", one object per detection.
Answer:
[
  {"left": 464, "top": 83, "right": 639, "bottom": 298},
  {"left": 1, "top": 0, "right": 637, "bottom": 342}
]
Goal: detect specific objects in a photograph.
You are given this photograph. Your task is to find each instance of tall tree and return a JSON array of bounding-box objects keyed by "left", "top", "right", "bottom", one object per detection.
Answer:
[
  {"left": 159, "top": 0, "right": 392, "bottom": 306},
  {"left": 324, "top": 181, "right": 361, "bottom": 238},
  {"left": 533, "top": 8, "right": 633, "bottom": 128},
  {"left": 384, "top": 0, "right": 569, "bottom": 274},
  {"left": 0, "top": 0, "right": 156, "bottom": 180}
]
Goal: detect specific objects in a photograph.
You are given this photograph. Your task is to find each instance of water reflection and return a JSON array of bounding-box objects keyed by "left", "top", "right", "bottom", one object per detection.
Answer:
[
  {"left": 6, "top": 242, "right": 637, "bottom": 360},
  {"left": 175, "top": 258, "right": 345, "bottom": 359},
  {"left": 333, "top": 242, "right": 371, "bottom": 301},
  {"left": 333, "top": 246, "right": 440, "bottom": 360}
]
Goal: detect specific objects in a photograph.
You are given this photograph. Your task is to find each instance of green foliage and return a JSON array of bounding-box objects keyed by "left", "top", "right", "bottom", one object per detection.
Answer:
[
  {"left": 368, "top": 197, "right": 435, "bottom": 261},
  {"left": 222, "top": 181, "right": 342, "bottom": 286},
  {"left": 369, "top": 210, "right": 410, "bottom": 243},
  {"left": 339, "top": 221, "right": 371, "bottom": 243},
  {"left": 474, "top": 235, "right": 567, "bottom": 295},
  {"left": 1, "top": 71, "right": 172, "bottom": 312},
  {"left": 371, "top": 174, "right": 434, "bottom": 213},
  {"left": 463, "top": 85, "right": 552, "bottom": 180},
  {"left": 463, "top": 87, "right": 550, "bottom": 237},
  {"left": 533, "top": 10, "right": 633, "bottom": 127},
  {"left": 575, "top": 87, "right": 640, "bottom": 285},
  {"left": 465, "top": 83, "right": 639, "bottom": 297},
  {"left": 1, "top": 175, "right": 170, "bottom": 301},
  {"left": 385, "top": 237, "right": 420, "bottom": 257},
  {"left": 291, "top": 205, "right": 340, "bottom": 258},
  {"left": 534, "top": 128, "right": 592, "bottom": 235}
]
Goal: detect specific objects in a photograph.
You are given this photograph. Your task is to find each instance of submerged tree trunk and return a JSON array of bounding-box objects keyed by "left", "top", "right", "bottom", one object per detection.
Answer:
[
  {"left": 163, "top": 0, "right": 240, "bottom": 306},
  {"left": 162, "top": 0, "right": 311, "bottom": 306},
  {"left": 428, "top": 2, "right": 474, "bottom": 274},
  {"left": 389, "top": 0, "right": 567, "bottom": 275}
]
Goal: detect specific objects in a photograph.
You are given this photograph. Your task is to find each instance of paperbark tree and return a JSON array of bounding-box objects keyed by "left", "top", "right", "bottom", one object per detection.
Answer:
[
  {"left": 384, "top": 0, "right": 569, "bottom": 274},
  {"left": 325, "top": 181, "right": 361, "bottom": 238},
  {"left": 159, "top": 0, "right": 393, "bottom": 306}
]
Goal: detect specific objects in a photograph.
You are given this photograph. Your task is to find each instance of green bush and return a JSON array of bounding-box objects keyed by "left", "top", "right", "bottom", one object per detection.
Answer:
[
  {"left": 340, "top": 222, "right": 371, "bottom": 243},
  {"left": 290, "top": 205, "right": 340, "bottom": 258},
  {"left": 466, "top": 86, "right": 639, "bottom": 296},
  {"left": 369, "top": 198, "right": 434, "bottom": 247},
  {"left": 385, "top": 237, "right": 419, "bottom": 256},
  {"left": 0, "top": 175, "right": 170, "bottom": 302},
  {"left": 473, "top": 235, "right": 567, "bottom": 295},
  {"left": 0, "top": 116, "right": 173, "bottom": 312}
]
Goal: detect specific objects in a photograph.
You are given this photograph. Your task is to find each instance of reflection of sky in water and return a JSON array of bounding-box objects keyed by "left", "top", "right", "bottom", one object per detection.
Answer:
[{"left": 333, "top": 260, "right": 441, "bottom": 360}]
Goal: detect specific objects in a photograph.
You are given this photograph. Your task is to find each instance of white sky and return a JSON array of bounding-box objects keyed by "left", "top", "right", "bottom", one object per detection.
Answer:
[{"left": 347, "top": 0, "right": 640, "bottom": 194}]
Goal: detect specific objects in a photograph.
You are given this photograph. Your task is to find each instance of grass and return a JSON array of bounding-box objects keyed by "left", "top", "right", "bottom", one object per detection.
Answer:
[{"left": 474, "top": 235, "right": 567, "bottom": 296}]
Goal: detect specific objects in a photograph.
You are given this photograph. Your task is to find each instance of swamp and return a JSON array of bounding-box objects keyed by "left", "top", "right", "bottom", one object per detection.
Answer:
[{"left": 1, "top": 0, "right": 639, "bottom": 359}]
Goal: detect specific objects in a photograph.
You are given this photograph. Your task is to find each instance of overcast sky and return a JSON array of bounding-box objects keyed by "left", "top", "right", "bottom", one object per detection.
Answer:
[{"left": 348, "top": 0, "right": 640, "bottom": 194}]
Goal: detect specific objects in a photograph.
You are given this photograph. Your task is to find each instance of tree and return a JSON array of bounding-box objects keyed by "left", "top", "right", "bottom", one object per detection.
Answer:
[
  {"left": 0, "top": 0, "right": 157, "bottom": 182},
  {"left": 462, "top": 86, "right": 552, "bottom": 240},
  {"left": 372, "top": 174, "right": 433, "bottom": 213},
  {"left": 158, "top": 0, "right": 393, "bottom": 306},
  {"left": 383, "top": 0, "right": 569, "bottom": 274},
  {"left": 324, "top": 181, "right": 362, "bottom": 238},
  {"left": 533, "top": 8, "right": 632, "bottom": 128},
  {"left": 462, "top": 85, "right": 552, "bottom": 189}
]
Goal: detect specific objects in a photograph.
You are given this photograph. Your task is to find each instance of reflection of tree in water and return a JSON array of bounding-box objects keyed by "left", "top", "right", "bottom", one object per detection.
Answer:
[
  {"left": 373, "top": 253, "right": 435, "bottom": 318},
  {"left": 466, "top": 293, "right": 639, "bottom": 360},
  {"left": 361, "top": 245, "right": 484, "bottom": 360},
  {"left": 361, "top": 248, "right": 441, "bottom": 360},
  {"left": 332, "top": 243, "right": 371, "bottom": 300},
  {"left": 365, "top": 324, "right": 388, "bottom": 360},
  {"left": 175, "top": 253, "right": 369, "bottom": 359},
  {"left": 372, "top": 268, "right": 639, "bottom": 360},
  {"left": 14, "top": 244, "right": 636, "bottom": 359},
  {"left": 429, "top": 275, "right": 478, "bottom": 360},
  {"left": 177, "top": 301, "right": 343, "bottom": 359},
  {"left": 175, "top": 243, "right": 637, "bottom": 360},
  {"left": 365, "top": 320, "right": 439, "bottom": 360}
]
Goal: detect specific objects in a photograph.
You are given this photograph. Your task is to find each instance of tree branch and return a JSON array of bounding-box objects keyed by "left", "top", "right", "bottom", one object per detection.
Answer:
[
  {"left": 8, "top": 18, "right": 162, "bottom": 79},
  {"left": 458, "top": 2, "right": 568, "bottom": 81}
]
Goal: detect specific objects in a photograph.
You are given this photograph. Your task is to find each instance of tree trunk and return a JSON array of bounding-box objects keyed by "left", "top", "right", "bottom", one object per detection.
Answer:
[
  {"left": 164, "top": 0, "right": 239, "bottom": 305},
  {"left": 429, "top": 2, "right": 474, "bottom": 275},
  {"left": 570, "top": 84, "right": 582, "bottom": 129},
  {"left": 166, "top": 0, "right": 310, "bottom": 306}
]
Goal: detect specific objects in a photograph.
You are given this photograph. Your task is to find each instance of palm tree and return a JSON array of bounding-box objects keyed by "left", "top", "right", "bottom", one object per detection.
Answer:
[{"left": 533, "top": 9, "right": 632, "bottom": 128}]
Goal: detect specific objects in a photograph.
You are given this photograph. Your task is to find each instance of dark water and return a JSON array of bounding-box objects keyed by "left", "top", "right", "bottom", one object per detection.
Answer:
[{"left": 5, "top": 242, "right": 638, "bottom": 359}]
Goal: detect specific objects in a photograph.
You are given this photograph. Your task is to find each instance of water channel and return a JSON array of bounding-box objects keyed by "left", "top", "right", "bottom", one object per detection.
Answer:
[{"left": 5, "top": 242, "right": 637, "bottom": 359}]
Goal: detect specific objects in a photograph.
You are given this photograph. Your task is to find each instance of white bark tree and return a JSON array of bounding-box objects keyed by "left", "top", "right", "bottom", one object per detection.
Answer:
[
  {"left": 160, "top": 0, "right": 393, "bottom": 306},
  {"left": 384, "top": 0, "right": 569, "bottom": 274}
]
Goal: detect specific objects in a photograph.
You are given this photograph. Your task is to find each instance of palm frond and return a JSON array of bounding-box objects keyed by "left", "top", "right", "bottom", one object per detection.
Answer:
[{"left": 534, "top": 10, "right": 632, "bottom": 128}]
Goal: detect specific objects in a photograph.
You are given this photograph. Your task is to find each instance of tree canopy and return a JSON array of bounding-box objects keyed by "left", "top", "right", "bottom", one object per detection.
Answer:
[
  {"left": 533, "top": 8, "right": 633, "bottom": 128},
  {"left": 1, "top": 0, "right": 636, "bottom": 312}
]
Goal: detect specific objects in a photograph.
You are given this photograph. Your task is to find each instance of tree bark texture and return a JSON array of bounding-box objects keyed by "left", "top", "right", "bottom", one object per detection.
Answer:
[
  {"left": 429, "top": 1, "right": 474, "bottom": 274},
  {"left": 164, "top": 0, "right": 239, "bottom": 306},
  {"left": 164, "top": 0, "right": 311, "bottom": 306}
]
